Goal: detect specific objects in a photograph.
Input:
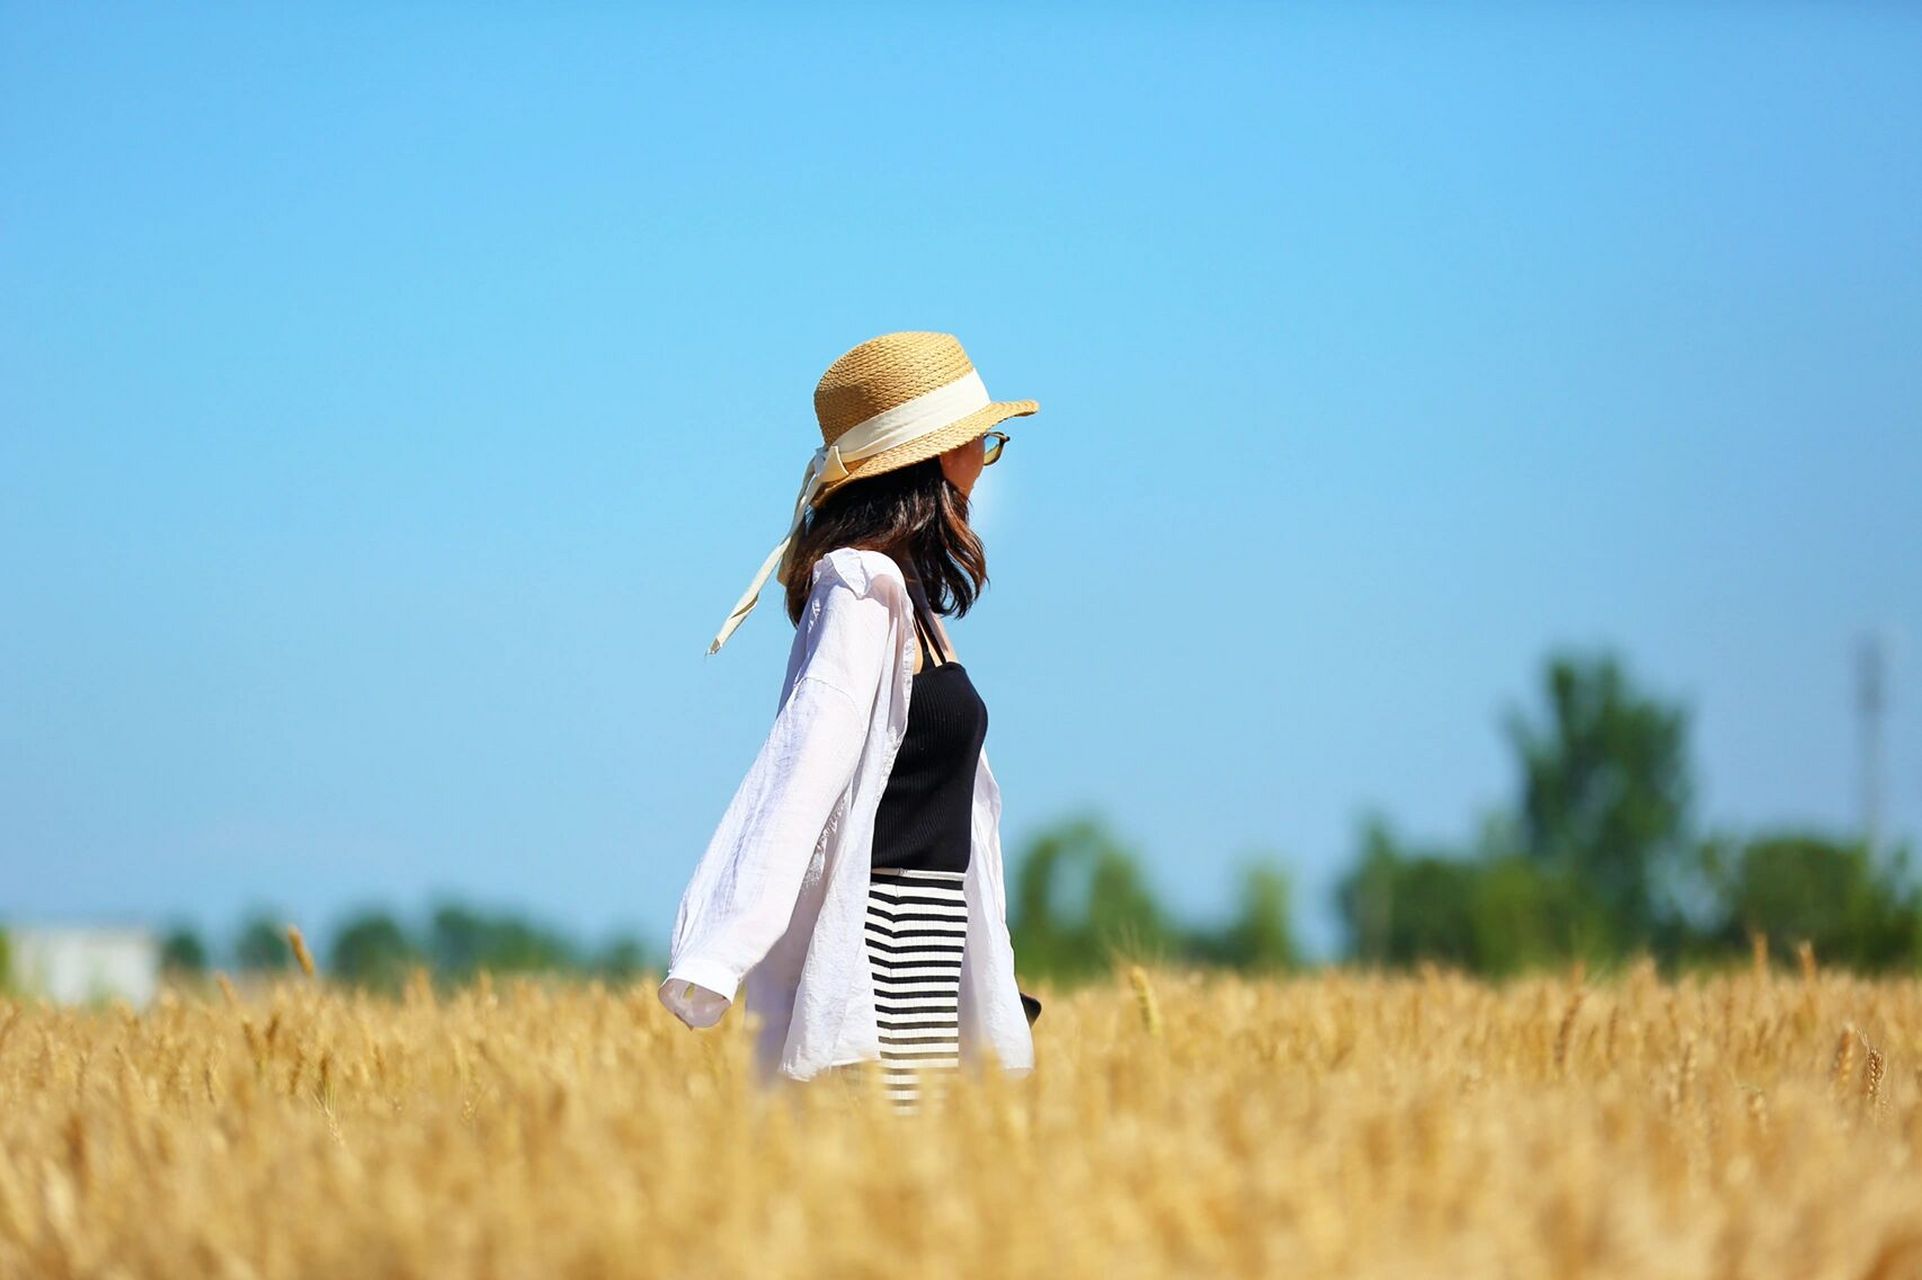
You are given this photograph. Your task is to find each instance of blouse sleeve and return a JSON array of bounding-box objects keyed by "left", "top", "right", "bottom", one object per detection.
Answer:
[{"left": 658, "top": 572, "right": 892, "bottom": 1028}]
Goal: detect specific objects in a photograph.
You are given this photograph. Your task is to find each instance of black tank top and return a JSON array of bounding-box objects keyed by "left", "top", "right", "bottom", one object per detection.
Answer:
[{"left": 870, "top": 575, "right": 988, "bottom": 875}]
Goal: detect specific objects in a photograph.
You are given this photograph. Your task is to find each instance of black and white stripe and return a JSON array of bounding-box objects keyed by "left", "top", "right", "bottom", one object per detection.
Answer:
[{"left": 864, "top": 866, "right": 969, "bottom": 1113}]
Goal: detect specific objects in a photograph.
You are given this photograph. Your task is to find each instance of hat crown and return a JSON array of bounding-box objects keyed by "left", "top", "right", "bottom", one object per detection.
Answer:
[{"left": 813, "top": 331, "right": 977, "bottom": 445}]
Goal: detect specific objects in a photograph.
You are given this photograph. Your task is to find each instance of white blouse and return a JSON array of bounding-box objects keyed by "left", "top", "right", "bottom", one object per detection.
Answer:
[{"left": 658, "top": 546, "right": 1036, "bottom": 1084}]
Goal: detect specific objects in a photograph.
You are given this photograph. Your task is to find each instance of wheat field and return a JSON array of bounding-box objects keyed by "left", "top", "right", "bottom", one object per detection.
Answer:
[{"left": 4, "top": 950, "right": 1922, "bottom": 1279}]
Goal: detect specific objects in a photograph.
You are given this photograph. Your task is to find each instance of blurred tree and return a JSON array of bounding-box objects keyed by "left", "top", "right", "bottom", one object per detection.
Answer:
[
  {"left": 1010, "top": 814, "right": 1174, "bottom": 982},
  {"left": 1183, "top": 858, "right": 1301, "bottom": 970},
  {"left": 592, "top": 934, "right": 652, "bottom": 982},
  {"left": 1697, "top": 830, "right": 1922, "bottom": 970},
  {"left": 329, "top": 911, "right": 422, "bottom": 995},
  {"left": 426, "top": 901, "right": 577, "bottom": 983},
  {"left": 1337, "top": 810, "right": 1614, "bottom": 974},
  {"left": 159, "top": 922, "right": 208, "bottom": 974},
  {"left": 1332, "top": 646, "right": 1922, "bottom": 975},
  {"left": 1502, "top": 650, "right": 1694, "bottom": 945},
  {"left": 233, "top": 910, "right": 293, "bottom": 972},
  {"left": 1337, "top": 814, "right": 1480, "bottom": 968},
  {"left": 1466, "top": 856, "right": 1615, "bottom": 975}
]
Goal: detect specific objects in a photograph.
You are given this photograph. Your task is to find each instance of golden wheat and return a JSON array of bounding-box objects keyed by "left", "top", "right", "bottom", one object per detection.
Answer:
[
  {"left": 2, "top": 965, "right": 1921, "bottom": 1278},
  {"left": 284, "top": 925, "right": 318, "bottom": 981}
]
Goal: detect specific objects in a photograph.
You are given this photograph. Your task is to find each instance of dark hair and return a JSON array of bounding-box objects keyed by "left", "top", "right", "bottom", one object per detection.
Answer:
[{"left": 781, "top": 456, "right": 987, "bottom": 626}]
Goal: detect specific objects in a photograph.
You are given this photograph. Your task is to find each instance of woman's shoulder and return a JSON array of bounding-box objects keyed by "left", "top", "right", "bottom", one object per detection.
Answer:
[{"left": 808, "top": 546, "right": 907, "bottom": 599}]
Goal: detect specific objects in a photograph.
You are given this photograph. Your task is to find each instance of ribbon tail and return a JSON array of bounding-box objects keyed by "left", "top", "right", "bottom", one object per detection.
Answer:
[
  {"left": 705, "top": 456, "right": 827, "bottom": 656},
  {"left": 706, "top": 536, "right": 791, "bottom": 655}
]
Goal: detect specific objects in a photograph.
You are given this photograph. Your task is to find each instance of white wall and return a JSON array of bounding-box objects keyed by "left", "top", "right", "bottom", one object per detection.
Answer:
[{"left": 4, "top": 926, "right": 161, "bottom": 1008}]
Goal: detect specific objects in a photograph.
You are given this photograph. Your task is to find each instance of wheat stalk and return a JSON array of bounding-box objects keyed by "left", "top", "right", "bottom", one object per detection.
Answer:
[
  {"left": 1831, "top": 1025, "right": 1858, "bottom": 1093},
  {"left": 1554, "top": 991, "right": 1587, "bottom": 1080},
  {"left": 1127, "top": 963, "right": 1162, "bottom": 1039},
  {"left": 286, "top": 925, "right": 318, "bottom": 980}
]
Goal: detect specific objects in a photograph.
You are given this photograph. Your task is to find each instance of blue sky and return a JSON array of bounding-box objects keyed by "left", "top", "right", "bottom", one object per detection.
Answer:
[{"left": 3, "top": 4, "right": 1919, "bottom": 960}]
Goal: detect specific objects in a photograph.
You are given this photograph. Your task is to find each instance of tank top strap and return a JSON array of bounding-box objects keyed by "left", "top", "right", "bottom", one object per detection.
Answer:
[{"left": 904, "top": 576, "right": 950, "bottom": 667}]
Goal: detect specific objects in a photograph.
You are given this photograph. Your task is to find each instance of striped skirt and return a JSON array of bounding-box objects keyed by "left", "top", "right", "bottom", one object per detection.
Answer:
[{"left": 864, "top": 866, "right": 969, "bottom": 1114}]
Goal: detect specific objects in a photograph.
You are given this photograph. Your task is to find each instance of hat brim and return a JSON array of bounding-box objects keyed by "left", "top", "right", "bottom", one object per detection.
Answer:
[{"left": 814, "top": 398, "right": 1039, "bottom": 506}]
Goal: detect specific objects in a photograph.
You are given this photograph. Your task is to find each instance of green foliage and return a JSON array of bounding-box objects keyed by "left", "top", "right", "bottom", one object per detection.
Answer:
[
  {"left": 198, "top": 900, "right": 661, "bottom": 993},
  {"left": 234, "top": 910, "right": 294, "bottom": 972},
  {"left": 1692, "top": 831, "right": 1922, "bottom": 971},
  {"left": 1340, "top": 815, "right": 1477, "bottom": 968},
  {"left": 1467, "top": 855, "right": 1616, "bottom": 974},
  {"left": 1503, "top": 650, "right": 1693, "bottom": 939},
  {"left": 1335, "top": 646, "right": 1922, "bottom": 976},
  {"left": 1010, "top": 815, "right": 1176, "bottom": 982},
  {"left": 1339, "top": 649, "right": 1699, "bottom": 972},
  {"left": 1181, "top": 860, "right": 1301, "bottom": 971},
  {"left": 1336, "top": 818, "right": 1615, "bottom": 976},
  {"left": 592, "top": 935, "right": 652, "bottom": 982},
  {"left": 329, "top": 910, "right": 422, "bottom": 995},
  {"left": 1006, "top": 816, "right": 1303, "bottom": 982},
  {"left": 427, "top": 901, "right": 579, "bottom": 983},
  {"left": 160, "top": 923, "right": 209, "bottom": 973}
]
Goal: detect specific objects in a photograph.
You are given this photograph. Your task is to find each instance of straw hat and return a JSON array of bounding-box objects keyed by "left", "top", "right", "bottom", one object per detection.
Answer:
[
  {"left": 809, "top": 331, "right": 1039, "bottom": 505},
  {"left": 706, "top": 330, "right": 1039, "bottom": 655}
]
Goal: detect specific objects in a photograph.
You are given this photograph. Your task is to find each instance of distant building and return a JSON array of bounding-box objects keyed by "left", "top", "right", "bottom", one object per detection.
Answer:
[{"left": 0, "top": 924, "right": 161, "bottom": 1008}]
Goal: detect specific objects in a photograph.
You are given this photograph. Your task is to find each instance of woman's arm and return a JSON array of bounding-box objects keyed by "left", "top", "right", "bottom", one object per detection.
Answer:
[{"left": 659, "top": 571, "right": 892, "bottom": 1028}]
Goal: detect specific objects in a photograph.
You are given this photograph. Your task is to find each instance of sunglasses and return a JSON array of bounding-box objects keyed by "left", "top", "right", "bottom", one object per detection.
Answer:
[{"left": 981, "top": 430, "right": 1010, "bottom": 466}]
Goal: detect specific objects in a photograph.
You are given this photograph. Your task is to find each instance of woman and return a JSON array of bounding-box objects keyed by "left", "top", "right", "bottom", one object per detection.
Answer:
[{"left": 658, "top": 330, "right": 1040, "bottom": 1114}]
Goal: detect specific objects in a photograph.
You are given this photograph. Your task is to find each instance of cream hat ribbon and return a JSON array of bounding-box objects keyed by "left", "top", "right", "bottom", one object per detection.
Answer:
[{"left": 706, "top": 368, "right": 992, "bottom": 655}]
